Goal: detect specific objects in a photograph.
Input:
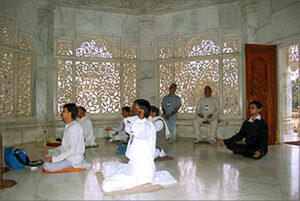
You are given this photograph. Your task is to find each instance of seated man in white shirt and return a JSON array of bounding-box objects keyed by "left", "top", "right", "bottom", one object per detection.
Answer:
[
  {"left": 41, "top": 103, "right": 90, "bottom": 172},
  {"left": 193, "top": 86, "right": 220, "bottom": 145},
  {"left": 77, "top": 106, "right": 97, "bottom": 147},
  {"left": 148, "top": 106, "right": 171, "bottom": 158},
  {"left": 105, "top": 106, "right": 130, "bottom": 142}
]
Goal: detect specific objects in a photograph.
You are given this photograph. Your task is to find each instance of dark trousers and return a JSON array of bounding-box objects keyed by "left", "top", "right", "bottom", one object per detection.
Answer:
[{"left": 226, "top": 142, "right": 265, "bottom": 159}]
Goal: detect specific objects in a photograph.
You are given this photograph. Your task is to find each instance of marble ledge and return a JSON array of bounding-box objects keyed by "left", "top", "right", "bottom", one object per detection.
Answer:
[{"left": 0, "top": 117, "right": 39, "bottom": 129}]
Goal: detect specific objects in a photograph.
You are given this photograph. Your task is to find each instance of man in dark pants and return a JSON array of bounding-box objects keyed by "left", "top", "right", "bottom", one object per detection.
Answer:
[{"left": 220, "top": 101, "right": 268, "bottom": 159}]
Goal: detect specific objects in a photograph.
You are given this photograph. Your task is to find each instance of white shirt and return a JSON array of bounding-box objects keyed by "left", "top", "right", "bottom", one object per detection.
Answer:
[
  {"left": 113, "top": 119, "right": 125, "bottom": 132},
  {"left": 78, "top": 116, "right": 96, "bottom": 146},
  {"left": 148, "top": 116, "right": 163, "bottom": 132},
  {"left": 125, "top": 116, "right": 156, "bottom": 161},
  {"left": 49, "top": 121, "right": 87, "bottom": 168},
  {"left": 248, "top": 114, "right": 261, "bottom": 123},
  {"left": 196, "top": 96, "right": 220, "bottom": 118},
  {"left": 148, "top": 116, "right": 171, "bottom": 139}
]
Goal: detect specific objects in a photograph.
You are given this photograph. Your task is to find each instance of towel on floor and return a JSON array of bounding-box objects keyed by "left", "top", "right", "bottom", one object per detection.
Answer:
[
  {"left": 46, "top": 143, "right": 61, "bottom": 147},
  {"left": 42, "top": 167, "right": 86, "bottom": 174},
  {"left": 154, "top": 155, "right": 173, "bottom": 161},
  {"left": 95, "top": 172, "right": 164, "bottom": 196}
]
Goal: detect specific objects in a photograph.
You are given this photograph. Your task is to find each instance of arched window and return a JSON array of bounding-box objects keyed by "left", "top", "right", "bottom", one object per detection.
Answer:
[
  {"left": 159, "top": 33, "right": 239, "bottom": 115},
  {"left": 56, "top": 36, "right": 137, "bottom": 114}
]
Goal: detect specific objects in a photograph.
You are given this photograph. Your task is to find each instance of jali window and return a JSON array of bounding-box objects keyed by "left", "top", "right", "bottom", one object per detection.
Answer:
[
  {"left": 159, "top": 33, "right": 240, "bottom": 114},
  {"left": 0, "top": 16, "right": 33, "bottom": 118},
  {"left": 56, "top": 36, "right": 137, "bottom": 114}
]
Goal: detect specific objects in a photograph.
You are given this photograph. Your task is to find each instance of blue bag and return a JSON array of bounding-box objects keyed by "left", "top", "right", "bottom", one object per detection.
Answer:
[
  {"left": 4, "top": 147, "right": 30, "bottom": 169},
  {"left": 116, "top": 144, "right": 127, "bottom": 155}
]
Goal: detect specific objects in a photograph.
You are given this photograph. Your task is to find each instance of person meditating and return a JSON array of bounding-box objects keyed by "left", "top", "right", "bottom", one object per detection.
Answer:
[
  {"left": 148, "top": 106, "right": 171, "bottom": 158},
  {"left": 77, "top": 106, "right": 97, "bottom": 147},
  {"left": 101, "top": 99, "right": 176, "bottom": 193},
  {"left": 220, "top": 101, "right": 268, "bottom": 159},
  {"left": 41, "top": 103, "right": 90, "bottom": 172},
  {"left": 105, "top": 106, "right": 131, "bottom": 143}
]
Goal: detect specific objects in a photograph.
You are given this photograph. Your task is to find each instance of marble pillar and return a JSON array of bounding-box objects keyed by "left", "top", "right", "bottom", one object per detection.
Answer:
[
  {"left": 279, "top": 47, "right": 294, "bottom": 135},
  {"left": 35, "top": 7, "right": 55, "bottom": 126},
  {"left": 240, "top": 0, "right": 258, "bottom": 44},
  {"left": 138, "top": 15, "right": 157, "bottom": 105}
]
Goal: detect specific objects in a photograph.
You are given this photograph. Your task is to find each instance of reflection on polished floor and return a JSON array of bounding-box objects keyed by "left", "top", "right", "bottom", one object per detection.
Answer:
[{"left": 1, "top": 138, "right": 299, "bottom": 200}]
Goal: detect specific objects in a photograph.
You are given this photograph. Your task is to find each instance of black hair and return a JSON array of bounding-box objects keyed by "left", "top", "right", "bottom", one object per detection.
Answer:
[
  {"left": 122, "top": 106, "right": 130, "bottom": 113},
  {"left": 171, "top": 83, "right": 177, "bottom": 89},
  {"left": 133, "top": 99, "right": 151, "bottom": 118},
  {"left": 205, "top": 85, "right": 212, "bottom": 91},
  {"left": 63, "top": 103, "right": 78, "bottom": 120},
  {"left": 249, "top": 101, "right": 262, "bottom": 109},
  {"left": 150, "top": 106, "right": 160, "bottom": 116},
  {"left": 78, "top": 106, "right": 86, "bottom": 114}
]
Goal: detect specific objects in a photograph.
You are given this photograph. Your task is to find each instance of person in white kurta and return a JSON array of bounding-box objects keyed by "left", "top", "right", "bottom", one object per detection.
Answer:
[
  {"left": 41, "top": 103, "right": 91, "bottom": 172},
  {"left": 101, "top": 99, "right": 177, "bottom": 193},
  {"left": 193, "top": 86, "right": 220, "bottom": 144},
  {"left": 105, "top": 106, "right": 130, "bottom": 142},
  {"left": 77, "top": 106, "right": 97, "bottom": 147}
]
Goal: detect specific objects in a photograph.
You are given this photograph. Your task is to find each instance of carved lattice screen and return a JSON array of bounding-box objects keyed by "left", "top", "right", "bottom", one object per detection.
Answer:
[
  {"left": 159, "top": 34, "right": 239, "bottom": 114},
  {"left": 0, "top": 16, "right": 33, "bottom": 118},
  {"left": 56, "top": 37, "right": 137, "bottom": 114}
]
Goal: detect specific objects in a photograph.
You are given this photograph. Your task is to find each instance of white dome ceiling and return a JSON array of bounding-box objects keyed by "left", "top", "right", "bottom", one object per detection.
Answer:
[{"left": 51, "top": 0, "right": 237, "bottom": 15}]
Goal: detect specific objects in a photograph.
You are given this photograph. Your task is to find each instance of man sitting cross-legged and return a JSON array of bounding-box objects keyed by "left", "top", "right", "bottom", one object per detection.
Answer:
[
  {"left": 105, "top": 106, "right": 130, "bottom": 143},
  {"left": 220, "top": 101, "right": 268, "bottom": 159},
  {"left": 41, "top": 103, "right": 91, "bottom": 172},
  {"left": 77, "top": 106, "right": 97, "bottom": 147},
  {"left": 148, "top": 106, "right": 171, "bottom": 158}
]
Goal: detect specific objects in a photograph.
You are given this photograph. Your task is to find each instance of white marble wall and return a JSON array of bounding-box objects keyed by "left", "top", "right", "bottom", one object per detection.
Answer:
[
  {"left": 257, "top": 0, "right": 300, "bottom": 44},
  {"left": 54, "top": 7, "right": 140, "bottom": 42},
  {"left": 1, "top": 0, "right": 300, "bottom": 145},
  {"left": 0, "top": 0, "right": 40, "bottom": 146}
]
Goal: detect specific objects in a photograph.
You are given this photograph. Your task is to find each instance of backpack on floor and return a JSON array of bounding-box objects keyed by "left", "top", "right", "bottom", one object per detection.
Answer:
[
  {"left": 4, "top": 147, "right": 43, "bottom": 170},
  {"left": 116, "top": 144, "right": 127, "bottom": 155}
]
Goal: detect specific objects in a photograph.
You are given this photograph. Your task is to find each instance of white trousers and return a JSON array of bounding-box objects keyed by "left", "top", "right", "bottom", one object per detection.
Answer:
[
  {"left": 43, "top": 160, "right": 73, "bottom": 172},
  {"left": 193, "top": 116, "right": 219, "bottom": 142}
]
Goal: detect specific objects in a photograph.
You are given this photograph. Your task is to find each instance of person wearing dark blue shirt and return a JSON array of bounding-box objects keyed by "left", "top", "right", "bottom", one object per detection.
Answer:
[{"left": 161, "top": 83, "right": 181, "bottom": 142}]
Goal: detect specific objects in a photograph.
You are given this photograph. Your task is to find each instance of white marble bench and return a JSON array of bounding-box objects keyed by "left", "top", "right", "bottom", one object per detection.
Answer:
[{"left": 175, "top": 119, "right": 241, "bottom": 140}]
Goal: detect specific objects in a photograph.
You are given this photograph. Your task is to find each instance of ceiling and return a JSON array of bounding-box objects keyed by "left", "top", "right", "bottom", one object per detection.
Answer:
[{"left": 51, "top": 0, "right": 238, "bottom": 15}]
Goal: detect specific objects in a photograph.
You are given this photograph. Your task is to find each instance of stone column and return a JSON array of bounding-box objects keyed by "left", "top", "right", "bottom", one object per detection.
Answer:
[
  {"left": 279, "top": 47, "right": 294, "bottom": 135},
  {"left": 240, "top": 0, "right": 258, "bottom": 44},
  {"left": 35, "top": 5, "right": 55, "bottom": 124},
  {"left": 240, "top": 0, "right": 258, "bottom": 117},
  {"left": 138, "top": 15, "right": 156, "bottom": 105}
]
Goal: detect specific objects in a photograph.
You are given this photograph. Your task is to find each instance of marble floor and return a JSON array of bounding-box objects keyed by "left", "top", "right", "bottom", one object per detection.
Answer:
[
  {"left": 0, "top": 138, "right": 299, "bottom": 200},
  {"left": 284, "top": 133, "right": 300, "bottom": 142}
]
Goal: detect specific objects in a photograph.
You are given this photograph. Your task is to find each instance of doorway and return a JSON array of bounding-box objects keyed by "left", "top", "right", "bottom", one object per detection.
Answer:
[
  {"left": 280, "top": 44, "right": 300, "bottom": 144},
  {"left": 245, "top": 44, "right": 278, "bottom": 144}
]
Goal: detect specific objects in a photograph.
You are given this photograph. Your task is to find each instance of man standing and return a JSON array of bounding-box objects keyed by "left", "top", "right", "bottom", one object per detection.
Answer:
[
  {"left": 77, "top": 106, "right": 97, "bottom": 147},
  {"left": 41, "top": 103, "right": 90, "bottom": 172},
  {"left": 220, "top": 101, "right": 268, "bottom": 159},
  {"left": 161, "top": 83, "right": 181, "bottom": 142},
  {"left": 193, "top": 86, "right": 220, "bottom": 144}
]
